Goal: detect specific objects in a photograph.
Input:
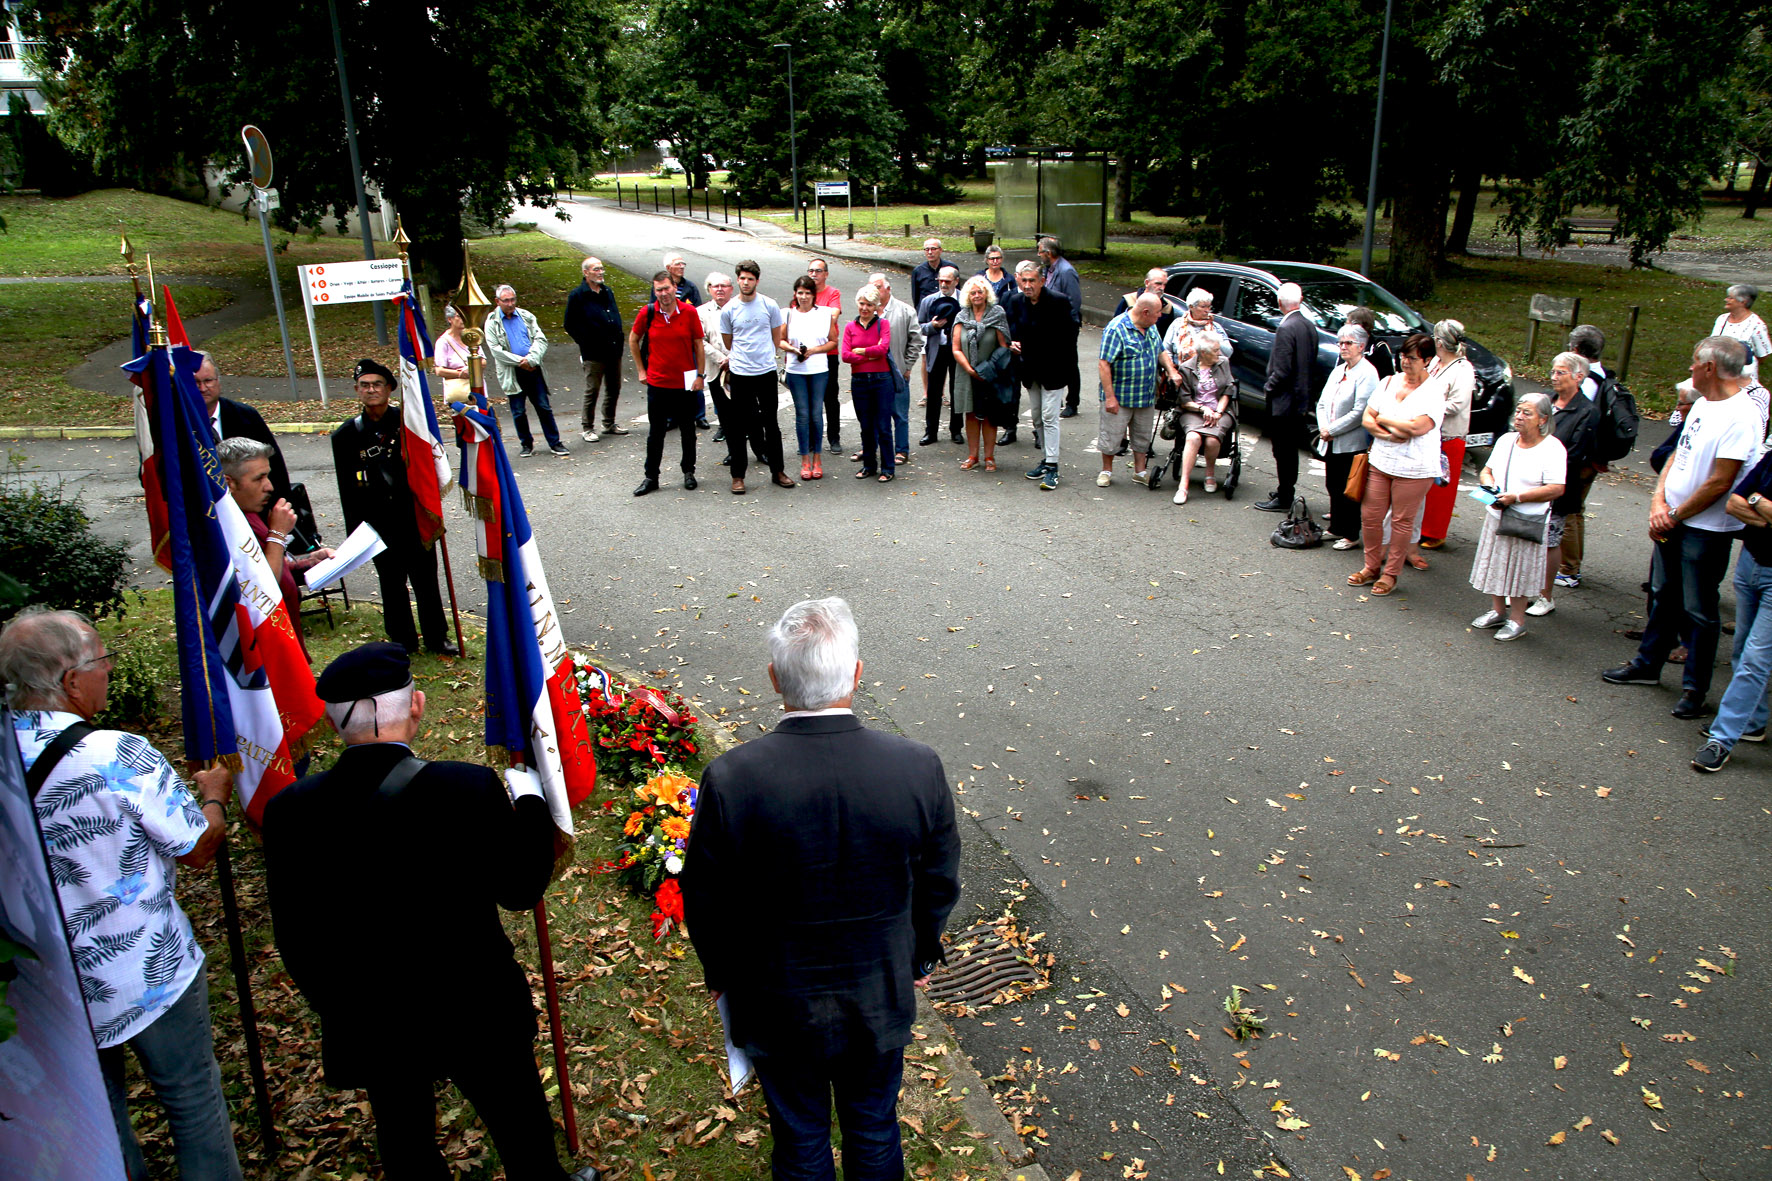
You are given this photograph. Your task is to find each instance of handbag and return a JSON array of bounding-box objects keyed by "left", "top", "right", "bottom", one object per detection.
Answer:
[
  {"left": 1343, "top": 452, "right": 1370, "bottom": 502},
  {"left": 1493, "top": 440, "right": 1549, "bottom": 543},
  {"left": 1271, "top": 494, "right": 1325, "bottom": 549}
]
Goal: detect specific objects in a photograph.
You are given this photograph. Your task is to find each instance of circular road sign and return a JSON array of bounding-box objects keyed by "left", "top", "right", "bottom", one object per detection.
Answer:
[{"left": 241, "top": 125, "right": 274, "bottom": 190}]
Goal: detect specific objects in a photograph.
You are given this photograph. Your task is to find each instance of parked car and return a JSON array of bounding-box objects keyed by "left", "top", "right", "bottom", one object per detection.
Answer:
[{"left": 1161, "top": 261, "right": 1515, "bottom": 449}]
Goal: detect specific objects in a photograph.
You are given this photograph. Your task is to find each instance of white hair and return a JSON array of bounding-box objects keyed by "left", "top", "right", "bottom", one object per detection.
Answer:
[
  {"left": 705, "top": 271, "right": 733, "bottom": 290},
  {"left": 581, "top": 256, "right": 602, "bottom": 273},
  {"left": 923, "top": 238, "right": 942, "bottom": 250},
  {"left": 938, "top": 265, "right": 959, "bottom": 281},
  {"left": 1695, "top": 335, "right": 1748, "bottom": 378},
  {"left": 1277, "top": 283, "right": 1303, "bottom": 308},
  {"left": 1015, "top": 260, "right": 1041, "bottom": 278},
  {"left": 325, "top": 684, "right": 414, "bottom": 744},
  {"left": 768, "top": 598, "right": 859, "bottom": 709},
  {"left": 663, "top": 252, "right": 685, "bottom": 267},
  {"left": 0, "top": 607, "right": 96, "bottom": 709},
  {"left": 1551, "top": 351, "right": 1591, "bottom": 380},
  {"left": 855, "top": 283, "right": 885, "bottom": 310},
  {"left": 959, "top": 275, "right": 997, "bottom": 306},
  {"left": 1145, "top": 268, "right": 1168, "bottom": 285},
  {"left": 867, "top": 271, "right": 888, "bottom": 288},
  {"left": 215, "top": 436, "right": 274, "bottom": 478},
  {"left": 1185, "top": 288, "right": 1214, "bottom": 308},
  {"left": 1337, "top": 324, "right": 1369, "bottom": 346},
  {"left": 495, "top": 284, "right": 516, "bottom": 298}
]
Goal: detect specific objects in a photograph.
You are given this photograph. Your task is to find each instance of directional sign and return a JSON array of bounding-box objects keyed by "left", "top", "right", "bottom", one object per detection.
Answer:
[
  {"left": 298, "top": 259, "right": 405, "bottom": 307},
  {"left": 814, "top": 181, "right": 850, "bottom": 197}
]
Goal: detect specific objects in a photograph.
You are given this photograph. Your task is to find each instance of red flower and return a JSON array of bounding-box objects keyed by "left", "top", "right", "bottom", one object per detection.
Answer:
[{"left": 655, "top": 877, "right": 684, "bottom": 920}]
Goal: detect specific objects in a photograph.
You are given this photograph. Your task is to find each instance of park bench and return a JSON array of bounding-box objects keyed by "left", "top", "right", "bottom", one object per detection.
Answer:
[{"left": 1564, "top": 216, "right": 1620, "bottom": 243}]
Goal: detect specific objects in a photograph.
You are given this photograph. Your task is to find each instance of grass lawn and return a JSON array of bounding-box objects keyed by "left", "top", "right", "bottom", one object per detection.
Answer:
[{"left": 96, "top": 593, "right": 987, "bottom": 1181}]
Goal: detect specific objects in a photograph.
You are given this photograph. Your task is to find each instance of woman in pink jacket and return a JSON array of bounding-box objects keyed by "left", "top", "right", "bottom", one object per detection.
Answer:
[{"left": 844, "top": 284, "right": 896, "bottom": 482}]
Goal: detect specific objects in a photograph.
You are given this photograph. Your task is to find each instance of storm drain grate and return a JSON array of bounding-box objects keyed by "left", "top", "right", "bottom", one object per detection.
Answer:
[{"left": 925, "top": 923, "right": 1042, "bottom": 1007}]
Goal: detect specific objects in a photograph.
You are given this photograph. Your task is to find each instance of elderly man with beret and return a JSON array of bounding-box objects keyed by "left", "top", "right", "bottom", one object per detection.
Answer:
[{"left": 262, "top": 642, "right": 600, "bottom": 1181}]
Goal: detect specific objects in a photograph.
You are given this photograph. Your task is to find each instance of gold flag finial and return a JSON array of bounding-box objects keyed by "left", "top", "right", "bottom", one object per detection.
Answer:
[
  {"left": 394, "top": 215, "right": 412, "bottom": 282},
  {"left": 120, "top": 227, "right": 143, "bottom": 302},
  {"left": 458, "top": 240, "right": 493, "bottom": 394},
  {"left": 143, "top": 252, "right": 167, "bottom": 348}
]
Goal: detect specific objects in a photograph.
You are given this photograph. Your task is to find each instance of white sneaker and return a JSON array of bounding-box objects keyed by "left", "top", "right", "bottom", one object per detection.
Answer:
[
  {"left": 1470, "top": 610, "right": 1504, "bottom": 629},
  {"left": 1096, "top": 471, "right": 1112, "bottom": 487},
  {"left": 1173, "top": 486, "right": 1188, "bottom": 505},
  {"left": 582, "top": 429, "right": 600, "bottom": 442},
  {"left": 1526, "top": 595, "right": 1556, "bottom": 617}
]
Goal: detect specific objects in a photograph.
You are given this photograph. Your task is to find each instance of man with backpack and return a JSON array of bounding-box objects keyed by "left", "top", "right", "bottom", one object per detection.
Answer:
[
  {"left": 1557, "top": 325, "right": 1640, "bottom": 588},
  {"left": 628, "top": 271, "right": 707, "bottom": 496}
]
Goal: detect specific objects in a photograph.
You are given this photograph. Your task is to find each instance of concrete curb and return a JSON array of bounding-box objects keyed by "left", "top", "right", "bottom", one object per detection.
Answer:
[
  {"left": 611, "top": 668, "right": 1046, "bottom": 1181},
  {"left": 0, "top": 422, "right": 335, "bottom": 440}
]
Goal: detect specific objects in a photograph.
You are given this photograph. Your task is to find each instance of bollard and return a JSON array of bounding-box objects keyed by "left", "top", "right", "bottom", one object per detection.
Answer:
[
  {"left": 722, "top": 190, "right": 729, "bottom": 224},
  {"left": 1618, "top": 305, "right": 1641, "bottom": 383},
  {"left": 653, "top": 186, "right": 659, "bottom": 213},
  {"left": 671, "top": 187, "right": 677, "bottom": 215},
  {"left": 904, "top": 223, "right": 911, "bottom": 239},
  {"left": 848, "top": 223, "right": 854, "bottom": 240},
  {"left": 803, "top": 214, "right": 809, "bottom": 245},
  {"left": 923, "top": 213, "right": 929, "bottom": 226},
  {"left": 615, "top": 180, "right": 622, "bottom": 208},
  {"left": 737, "top": 194, "right": 743, "bottom": 227},
  {"left": 820, "top": 207, "right": 827, "bottom": 250}
]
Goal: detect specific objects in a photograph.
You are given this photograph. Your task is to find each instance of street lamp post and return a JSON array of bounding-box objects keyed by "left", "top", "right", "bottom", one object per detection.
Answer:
[
  {"left": 774, "top": 42, "right": 799, "bottom": 223},
  {"left": 1359, "top": 0, "right": 1395, "bottom": 280}
]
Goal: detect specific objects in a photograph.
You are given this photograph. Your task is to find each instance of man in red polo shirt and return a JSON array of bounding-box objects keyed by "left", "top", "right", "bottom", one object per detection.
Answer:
[
  {"left": 628, "top": 271, "right": 708, "bottom": 496},
  {"left": 809, "top": 258, "right": 844, "bottom": 452}
]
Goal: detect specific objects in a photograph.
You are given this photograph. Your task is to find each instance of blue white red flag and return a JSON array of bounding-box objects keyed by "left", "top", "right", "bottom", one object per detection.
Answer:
[
  {"left": 122, "top": 328, "right": 323, "bottom": 823},
  {"left": 452, "top": 395, "right": 595, "bottom": 834},
  {"left": 394, "top": 287, "right": 450, "bottom": 545}
]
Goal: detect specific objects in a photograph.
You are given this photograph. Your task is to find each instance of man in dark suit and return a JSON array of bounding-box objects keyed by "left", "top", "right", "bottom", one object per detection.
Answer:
[
  {"left": 1255, "top": 281, "right": 1317, "bottom": 512},
  {"left": 195, "top": 352, "right": 291, "bottom": 501},
  {"left": 331, "top": 358, "right": 456, "bottom": 655},
  {"left": 682, "top": 598, "right": 961, "bottom": 1181},
  {"left": 262, "top": 643, "right": 600, "bottom": 1181}
]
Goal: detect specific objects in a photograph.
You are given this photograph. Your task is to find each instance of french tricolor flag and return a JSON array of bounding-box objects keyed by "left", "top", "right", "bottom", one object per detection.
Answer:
[
  {"left": 124, "top": 334, "right": 323, "bottom": 824},
  {"left": 394, "top": 287, "right": 451, "bottom": 546},
  {"left": 453, "top": 396, "right": 595, "bottom": 833}
]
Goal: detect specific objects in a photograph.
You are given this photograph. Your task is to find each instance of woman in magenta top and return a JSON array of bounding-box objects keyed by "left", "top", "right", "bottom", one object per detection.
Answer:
[{"left": 843, "top": 284, "right": 896, "bottom": 481}]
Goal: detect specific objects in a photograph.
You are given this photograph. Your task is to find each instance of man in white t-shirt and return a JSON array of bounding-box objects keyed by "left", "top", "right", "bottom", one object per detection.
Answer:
[
  {"left": 1603, "top": 336, "right": 1764, "bottom": 718},
  {"left": 718, "top": 260, "right": 791, "bottom": 494}
]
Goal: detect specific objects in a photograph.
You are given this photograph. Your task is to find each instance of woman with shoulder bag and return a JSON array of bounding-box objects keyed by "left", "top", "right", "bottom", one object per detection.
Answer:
[
  {"left": 1418, "top": 319, "right": 1476, "bottom": 550},
  {"left": 1351, "top": 334, "right": 1444, "bottom": 596},
  {"left": 433, "top": 306, "right": 473, "bottom": 400},
  {"left": 1316, "top": 324, "right": 1378, "bottom": 548},
  {"left": 1468, "top": 392, "right": 1566, "bottom": 641}
]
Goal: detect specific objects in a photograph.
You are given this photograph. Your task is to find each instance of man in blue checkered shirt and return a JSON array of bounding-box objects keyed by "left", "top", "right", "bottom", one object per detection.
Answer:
[{"left": 1096, "top": 294, "right": 1166, "bottom": 487}]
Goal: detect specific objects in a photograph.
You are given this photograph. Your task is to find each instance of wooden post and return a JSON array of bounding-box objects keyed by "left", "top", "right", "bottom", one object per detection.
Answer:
[
  {"left": 533, "top": 900, "right": 579, "bottom": 1152},
  {"left": 214, "top": 834, "right": 280, "bottom": 1154},
  {"left": 438, "top": 535, "right": 468, "bottom": 658},
  {"left": 1618, "top": 305, "right": 1640, "bottom": 383}
]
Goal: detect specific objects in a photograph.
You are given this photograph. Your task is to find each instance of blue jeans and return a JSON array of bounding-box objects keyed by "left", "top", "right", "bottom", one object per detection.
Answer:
[
  {"left": 1635, "top": 524, "right": 1736, "bottom": 697},
  {"left": 509, "top": 365, "right": 564, "bottom": 451},
  {"left": 99, "top": 974, "right": 244, "bottom": 1181},
  {"left": 850, "top": 371, "right": 895, "bottom": 475},
  {"left": 1711, "top": 549, "right": 1772, "bottom": 749},
  {"left": 784, "top": 369, "right": 828, "bottom": 455},
  {"left": 891, "top": 366, "right": 911, "bottom": 454},
  {"left": 755, "top": 1048, "right": 904, "bottom": 1181}
]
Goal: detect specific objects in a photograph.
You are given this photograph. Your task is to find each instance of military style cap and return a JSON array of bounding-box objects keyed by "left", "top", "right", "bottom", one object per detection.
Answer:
[
  {"left": 315, "top": 641, "right": 413, "bottom": 702},
  {"left": 354, "top": 358, "right": 396, "bottom": 385}
]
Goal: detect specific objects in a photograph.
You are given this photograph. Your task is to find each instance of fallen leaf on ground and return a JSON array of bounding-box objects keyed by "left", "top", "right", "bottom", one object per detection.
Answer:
[
  {"left": 1392, "top": 971, "right": 1413, "bottom": 984},
  {"left": 1574, "top": 1116, "right": 1594, "bottom": 1132},
  {"left": 1641, "top": 1087, "right": 1663, "bottom": 1110},
  {"left": 1553, "top": 1055, "right": 1568, "bottom": 1070},
  {"left": 1601, "top": 1129, "right": 1619, "bottom": 1145},
  {"left": 1547, "top": 1130, "right": 1566, "bottom": 1146},
  {"left": 1687, "top": 1059, "right": 1710, "bottom": 1073},
  {"left": 1512, "top": 966, "right": 1535, "bottom": 984}
]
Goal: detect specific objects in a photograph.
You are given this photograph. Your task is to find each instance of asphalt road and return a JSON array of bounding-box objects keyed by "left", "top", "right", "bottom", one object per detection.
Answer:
[{"left": 29, "top": 201, "right": 1768, "bottom": 1181}]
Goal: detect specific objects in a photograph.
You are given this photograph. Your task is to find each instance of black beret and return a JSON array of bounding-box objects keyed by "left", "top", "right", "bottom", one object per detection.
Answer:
[
  {"left": 315, "top": 641, "right": 412, "bottom": 703},
  {"left": 353, "top": 358, "right": 396, "bottom": 385}
]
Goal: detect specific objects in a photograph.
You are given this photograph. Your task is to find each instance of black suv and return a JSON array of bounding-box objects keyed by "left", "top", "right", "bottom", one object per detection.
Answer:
[{"left": 1161, "top": 261, "right": 1516, "bottom": 448}]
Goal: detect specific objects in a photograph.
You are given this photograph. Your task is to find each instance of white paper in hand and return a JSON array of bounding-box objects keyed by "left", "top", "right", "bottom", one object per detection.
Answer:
[
  {"left": 716, "top": 995, "right": 754, "bottom": 1094},
  {"left": 301, "top": 522, "right": 387, "bottom": 590}
]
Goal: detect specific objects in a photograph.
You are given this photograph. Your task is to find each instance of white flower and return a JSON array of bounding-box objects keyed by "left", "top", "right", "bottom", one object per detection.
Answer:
[
  {"left": 665, "top": 855, "right": 683, "bottom": 875},
  {"left": 645, "top": 833, "right": 659, "bottom": 847}
]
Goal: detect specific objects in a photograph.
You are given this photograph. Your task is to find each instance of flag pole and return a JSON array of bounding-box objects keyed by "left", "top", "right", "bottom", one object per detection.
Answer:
[
  {"left": 395, "top": 218, "right": 469, "bottom": 659},
  {"left": 210, "top": 810, "right": 281, "bottom": 1154},
  {"left": 461, "top": 244, "right": 575, "bottom": 1147}
]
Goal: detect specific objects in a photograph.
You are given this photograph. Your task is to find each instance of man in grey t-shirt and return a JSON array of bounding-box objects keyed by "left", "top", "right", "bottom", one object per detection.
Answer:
[{"left": 718, "top": 260, "right": 792, "bottom": 493}]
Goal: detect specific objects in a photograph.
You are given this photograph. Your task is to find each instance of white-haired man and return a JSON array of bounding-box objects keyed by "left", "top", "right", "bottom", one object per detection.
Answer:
[
  {"left": 917, "top": 266, "right": 963, "bottom": 446},
  {"left": 263, "top": 642, "right": 600, "bottom": 1181},
  {"left": 909, "top": 238, "right": 948, "bottom": 308},
  {"left": 663, "top": 252, "right": 703, "bottom": 308},
  {"left": 1255, "top": 281, "right": 1315, "bottom": 511},
  {"left": 563, "top": 257, "right": 628, "bottom": 440},
  {"left": 1095, "top": 293, "right": 1165, "bottom": 487},
  {"left": 485, "top": 285, "right": 569, "bottom": 458},
  {"left": 698, "top": 271, "right": 734, "bottom": 443},
  {"left": 1111, "top": 268, "right": 1181, "bottom": 339},
  {"left": 870, "top": 271, "right": 924, "bottom": 463},
  {"left": 193, "top": 352, "right": 292, "bottom": 497},
  {"left": 2, "top": 607, "right": 241, "bottom": 1180},
  {"left": 682, "top": 598, "right": 961, "bottom": 1181}
]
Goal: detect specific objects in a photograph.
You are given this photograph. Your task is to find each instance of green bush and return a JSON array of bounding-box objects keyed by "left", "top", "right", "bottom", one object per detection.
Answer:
[
  {"left": 93, "top": 630, "right": 168, "bottom": 728},
  {"left": 0, "top": 477, "right": 131, "bottom": 626}
]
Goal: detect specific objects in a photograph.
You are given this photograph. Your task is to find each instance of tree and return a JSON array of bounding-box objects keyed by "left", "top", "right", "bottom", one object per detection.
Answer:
[{"left": 23, "top": 0, "right": 618, "bottom": 290}]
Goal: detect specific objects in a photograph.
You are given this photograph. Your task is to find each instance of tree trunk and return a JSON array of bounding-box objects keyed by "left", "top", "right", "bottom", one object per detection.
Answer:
[
  {"left": 1386, "top": 163, "right": 1450, "bottom": 299},
  {"left": 1115, "top": 152, "right": 1133, "bottom": 223},
  {"left": 1445, "top": 164, "right": 1481, "bottom": 255},
  {"left": 1745, "top": 157, "right": 1769, "bottom": 219}
]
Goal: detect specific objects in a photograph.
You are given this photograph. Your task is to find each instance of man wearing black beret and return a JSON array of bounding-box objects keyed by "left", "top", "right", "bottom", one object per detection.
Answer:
[
  {"left": 262, "top": 643, "right": 600, "bottom": 1181},
  {"left": 330, "top": 358, "right": 457, "bottom": 655}
]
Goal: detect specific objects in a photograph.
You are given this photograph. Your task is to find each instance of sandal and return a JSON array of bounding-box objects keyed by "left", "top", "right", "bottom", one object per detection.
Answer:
[
  {"left": 1371, "top": 577, "right": 1397, "bottom": 596},
  {"left": 878, "top": 472, "right": 894, "bottom": 482},
  {"left": 800, "top": 459, "right": 813, "bottom": 481},
  {"left": 984, "top": 458, "right": 997, "bottom": 472},
  {"left": 856, "top": 467, "right": 876, "bottom": 479},
  {"left": 811, "top": 457, "right": 823, "bottom": 479},
  {"left": 1347, "top": 568, "right": 1379, "bottom": 586},
  {"left": 960, "top": 456, "right": 979, "bottom": 470},
  {"left": 1406, "top": 554, "right": 1430, "bottom": 571}
]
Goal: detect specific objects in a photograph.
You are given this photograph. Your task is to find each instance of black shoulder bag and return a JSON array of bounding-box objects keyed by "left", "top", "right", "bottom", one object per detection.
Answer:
[{"left": 26, "top": 721, "right": 96, "bottom": 800}]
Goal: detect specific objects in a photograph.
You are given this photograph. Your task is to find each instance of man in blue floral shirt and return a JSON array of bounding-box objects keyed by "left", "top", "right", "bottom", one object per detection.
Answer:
[
  {"left": 1096, "top": 293, "right": 1166, "bottom": 488},
  {"left": 1, "top": 607, "right": 240, "bottom": 1179}
]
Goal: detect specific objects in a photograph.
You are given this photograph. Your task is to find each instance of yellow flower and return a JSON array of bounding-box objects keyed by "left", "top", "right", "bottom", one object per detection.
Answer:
[{"left": 661, "top": 816, "right": 691, "bottom": 842}]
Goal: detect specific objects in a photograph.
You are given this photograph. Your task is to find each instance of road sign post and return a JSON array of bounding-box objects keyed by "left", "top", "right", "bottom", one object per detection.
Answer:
[
  {"left": 241, "top": 125, "right": 302, "bottom": 402},
  {"left": 297, "top": 258, "right": 406, "bottom": 405}
]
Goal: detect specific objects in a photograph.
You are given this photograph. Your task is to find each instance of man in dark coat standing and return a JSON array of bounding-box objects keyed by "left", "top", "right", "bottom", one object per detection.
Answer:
[
  {"left": 682, "top": 598, "right": 962, "bottom": 1181},
  {"left": 1255, "top": 281, "right": 1317, "bottom": 512},
  {"left": 563, "top": 256, "right": 628, "bottom": 440},
  {"left": 195, "top": 352, "right": 291, "bottom": 500},
  {"left": 262, "top": 643, "right": 600, "bottom": 1181},
  {"left": 330, "top": 358, "right": 456, "bottom": 655}
]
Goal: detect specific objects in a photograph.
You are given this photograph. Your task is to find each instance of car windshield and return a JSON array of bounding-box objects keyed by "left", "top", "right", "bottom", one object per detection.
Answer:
[{"left": 1296, "top": 282, "right": 1427, "bottom": 335}]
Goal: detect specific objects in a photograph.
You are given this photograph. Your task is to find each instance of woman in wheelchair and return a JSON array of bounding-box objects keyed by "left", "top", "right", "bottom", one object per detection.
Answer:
[{"left": 1161, "top": 339, "right": 1235, "bottom": 505}]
